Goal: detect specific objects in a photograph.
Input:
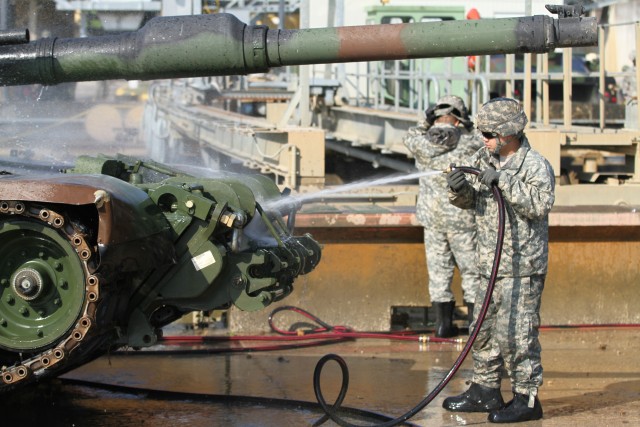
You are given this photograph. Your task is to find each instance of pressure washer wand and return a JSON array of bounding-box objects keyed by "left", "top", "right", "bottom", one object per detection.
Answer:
[{"left": 313, "top": 165, "right": 506, "bottom": 427}]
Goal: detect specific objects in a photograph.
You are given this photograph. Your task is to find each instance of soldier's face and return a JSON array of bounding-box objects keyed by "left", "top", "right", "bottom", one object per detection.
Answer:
[{"left": 481, "top": 131, "right": 499, "bottom": 152}]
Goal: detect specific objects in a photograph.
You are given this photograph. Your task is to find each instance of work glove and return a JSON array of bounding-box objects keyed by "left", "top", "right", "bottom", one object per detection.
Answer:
[
  {"left": 425, "top": 106, "right": 437, "bottom": 127},
  {"left": 446, "top": 168, "right": 469, "bottom": 192},
  {"left": 427, "top": 123, "right": 461, "bottom": 149},
  {"left": 478, "top": 168, "right": 501, "bottom": 188}
]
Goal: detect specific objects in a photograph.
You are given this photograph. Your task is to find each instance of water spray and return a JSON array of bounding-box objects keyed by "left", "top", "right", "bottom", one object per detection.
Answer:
[
  {"left": 312, "top": 165, "right": 506, "bottom": 427},
  {"left": 264, "top": 170, "right": 442, "bottom": 215}
]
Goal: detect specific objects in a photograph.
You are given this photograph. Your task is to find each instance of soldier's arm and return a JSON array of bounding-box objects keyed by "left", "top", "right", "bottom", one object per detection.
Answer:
[
  {"left": 402, "top": 126, "right": 428, "bottom": 158},
  {"left": 466, "top": 130, "right": 486, "bottom": 152},
  {"left": 496, "top": 157, "right": 555, "bottom": 219},
  {"left": 403, "top": 125, "right": 452, "bottom": 164}
]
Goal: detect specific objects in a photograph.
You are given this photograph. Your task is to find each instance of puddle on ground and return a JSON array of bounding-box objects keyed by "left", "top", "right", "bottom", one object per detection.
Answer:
[
  {"left": 1, "top": 329, "right": 639, "bottom": 426},
  {"left": 1, "top": 351, "right": 454, "bottom": 426}
]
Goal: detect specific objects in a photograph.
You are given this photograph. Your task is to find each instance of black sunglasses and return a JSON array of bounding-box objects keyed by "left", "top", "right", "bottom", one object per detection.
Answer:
[{"left": 481, "top": 131, "right": 499, "bottom": 139}]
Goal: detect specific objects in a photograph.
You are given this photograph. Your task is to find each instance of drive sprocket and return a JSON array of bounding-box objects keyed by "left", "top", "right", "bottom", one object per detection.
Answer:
[{"left": 0, "top": 201, "right": 106, "bottom": 389}]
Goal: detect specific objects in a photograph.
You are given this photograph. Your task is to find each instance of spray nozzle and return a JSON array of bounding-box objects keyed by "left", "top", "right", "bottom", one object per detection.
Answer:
[{"left": 443, "top": 163, "right": 456, "bottom": 174}]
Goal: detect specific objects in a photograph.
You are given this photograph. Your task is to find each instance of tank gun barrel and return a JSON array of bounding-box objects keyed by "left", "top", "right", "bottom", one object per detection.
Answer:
[{"left": 0, "top": 12, "right": 597, "bottom": 86}]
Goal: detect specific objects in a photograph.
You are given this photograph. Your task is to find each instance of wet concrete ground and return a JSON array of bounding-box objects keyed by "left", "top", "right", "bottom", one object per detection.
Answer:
[{"left": 2, "top": 327, "right": 636, "bottom": 426}]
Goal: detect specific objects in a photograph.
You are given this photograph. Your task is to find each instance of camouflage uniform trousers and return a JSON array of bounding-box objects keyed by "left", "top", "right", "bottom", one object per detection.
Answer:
[
  {"left": 471, "top": 274, "right": 545, "bottom": 397},
  {"left": 423, "top": 226, "right": 479, "bottom": 304}
]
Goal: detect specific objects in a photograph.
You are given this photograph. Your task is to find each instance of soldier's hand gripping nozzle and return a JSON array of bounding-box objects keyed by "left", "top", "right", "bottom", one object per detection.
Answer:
[{"left": 446, "top": 164, "right": 471, "bottom": 192}]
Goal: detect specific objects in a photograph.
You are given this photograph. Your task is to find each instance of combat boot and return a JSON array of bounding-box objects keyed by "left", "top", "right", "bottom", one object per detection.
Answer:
[
  {"left": 466, "top": 302, "right": 474, "bottom": 325},
  {"left": 433, "top": 301, "right": 459, "bottom": 338},
  {"left": 488, "top": 392, "right": 543, "bottom": 423},
  {"left": 442, "top": 382, "right": 505, "bottom": 412}
]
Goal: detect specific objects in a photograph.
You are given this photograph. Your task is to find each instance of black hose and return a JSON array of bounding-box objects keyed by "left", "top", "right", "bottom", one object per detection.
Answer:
[{"left": 312, "top": 166, "right": 506, "bottom": 427}]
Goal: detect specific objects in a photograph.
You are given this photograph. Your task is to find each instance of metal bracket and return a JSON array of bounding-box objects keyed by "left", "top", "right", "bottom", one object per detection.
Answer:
[{"left": 545, "top": 3, "right": 586, "bottom": 18}]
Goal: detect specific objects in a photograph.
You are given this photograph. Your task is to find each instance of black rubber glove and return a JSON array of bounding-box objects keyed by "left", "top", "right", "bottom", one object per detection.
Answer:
[
  {"left": 478, "top": 168, "right": 501, "bottom": 188},
  {"left": 446, "top": 168, "right": 468, "bottom": 192},
  {"left": 425, "top": 106, "right": 437, "bottom": 127}
]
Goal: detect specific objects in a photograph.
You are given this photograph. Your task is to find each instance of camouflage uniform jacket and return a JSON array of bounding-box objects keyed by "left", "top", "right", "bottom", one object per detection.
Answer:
[
  {"left": 403, "top": 122, "right": 482, "bottom": 232},
  {"left": 448, "top": 137, "right": 555, "bottom": 277},
  {"left": 621, "top": 65, "right": 637, "bottom": 102}
]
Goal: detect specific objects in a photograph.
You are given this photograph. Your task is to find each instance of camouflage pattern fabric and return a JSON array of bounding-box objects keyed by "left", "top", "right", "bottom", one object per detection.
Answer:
[
  {"left": 470, "top": 275, "right": 545, "bottom": 396},
  {"left": 403, "top": 121, "right": 483, "bottom": 303},
  {"left": 621, "top": 65, "right": 637, "bottom": 102},
  {"left": 448, "top": 136, "right": 555, "bottom": 277},
  {"left": 429, "top": 95, "right": 472, "bottom": 128},
  {"left": 475, "top": 97, "right": 528, "bottom": 137},
  {"left": 448, "top": 134, "right": 554, "bottom": 398},
  {"left": 622, "top": 50, "right": 636, "bottom": 102},
  {"left": 422, "top": 227, "right": 478, "bottom": 303}
]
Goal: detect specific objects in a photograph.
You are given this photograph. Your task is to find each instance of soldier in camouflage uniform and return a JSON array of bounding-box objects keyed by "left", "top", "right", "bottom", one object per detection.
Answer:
[
  {"left": 443, "top": 98, "right": 555, "bottom": 423},
  {"left": 621, "top": 51, "right": 638, "bottom": 128},
  {"left": 621, "top": 50, "right": 637, "bottom": 103},
  {"left": 403, "top": 95, "right": 483, "bottom": 338}
]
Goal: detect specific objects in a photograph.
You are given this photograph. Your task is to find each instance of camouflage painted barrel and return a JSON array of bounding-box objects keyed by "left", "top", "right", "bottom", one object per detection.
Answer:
[{"left": 0, "top": 12, "right": 597, "bottom": 85}]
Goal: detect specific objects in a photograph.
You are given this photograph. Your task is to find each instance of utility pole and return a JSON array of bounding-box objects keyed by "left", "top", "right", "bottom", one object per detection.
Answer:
[
  {"left": 299, "top": 0, "right": 310, "bottom": 127},
  {"left": 0, "top": 0, "right": 10, "bottom": 30},
  {"left": 28, "top": 0, "right": 37, "bottom": 38}
]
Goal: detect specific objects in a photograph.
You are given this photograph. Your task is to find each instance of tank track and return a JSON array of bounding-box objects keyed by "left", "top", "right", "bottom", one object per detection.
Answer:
[{"left": 0, "top": 201, "right": 105, "bottom": 390}]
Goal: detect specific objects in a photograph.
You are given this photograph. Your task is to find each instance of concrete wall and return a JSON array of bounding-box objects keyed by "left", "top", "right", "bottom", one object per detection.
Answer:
[{"left": 229, "top": 223, "right": 640, "bottom": 334}]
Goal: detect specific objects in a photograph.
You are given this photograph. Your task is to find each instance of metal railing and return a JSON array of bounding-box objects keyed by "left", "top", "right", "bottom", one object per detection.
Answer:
[
  {"left": 302, "top": 21, "right": 639, "bottom": 130},
  {"left": 192, "top": 20, "right": 638, "bottom": 132}
]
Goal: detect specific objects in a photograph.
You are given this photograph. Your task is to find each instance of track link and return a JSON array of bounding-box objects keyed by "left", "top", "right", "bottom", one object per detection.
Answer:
[{"left": 0, "top": 201, "right": 103, "bottom": 389}]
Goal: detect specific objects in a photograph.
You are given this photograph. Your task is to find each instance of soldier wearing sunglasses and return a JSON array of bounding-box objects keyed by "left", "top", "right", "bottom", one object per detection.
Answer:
[{"left": 444, "top": 97, "right": 555, "bottom": 423}]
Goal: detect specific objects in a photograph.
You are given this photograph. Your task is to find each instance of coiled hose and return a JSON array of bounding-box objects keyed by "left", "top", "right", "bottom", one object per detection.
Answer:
[{"left": 312, "top": 166, "right": 506, "bottom": 427}]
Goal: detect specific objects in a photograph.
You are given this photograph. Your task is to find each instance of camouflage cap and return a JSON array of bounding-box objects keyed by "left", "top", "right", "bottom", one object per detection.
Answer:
[
  {"left": 475, "top": 97, "right": 528, "bottom": 136},
  {"left": 432, "top": 95, "right": 472, "bottom": 126}
]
